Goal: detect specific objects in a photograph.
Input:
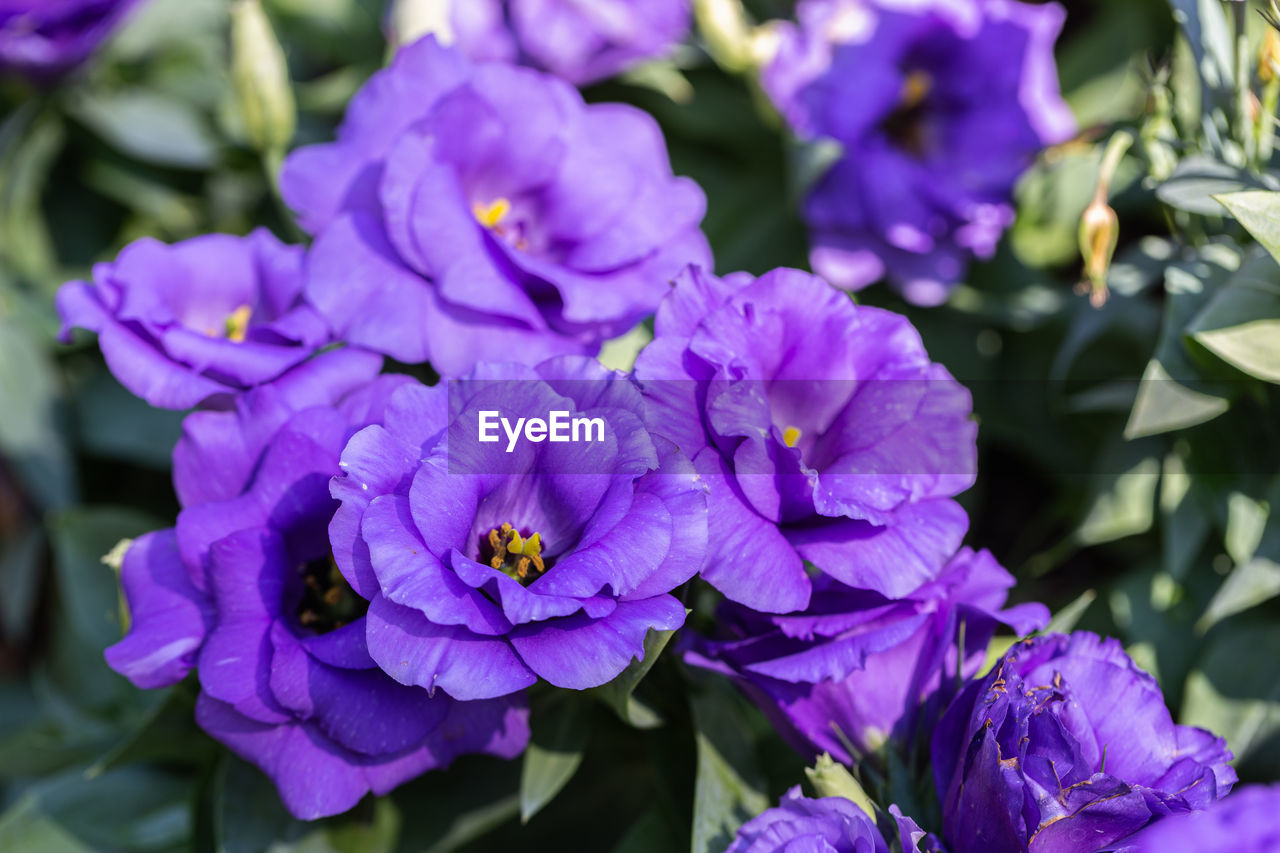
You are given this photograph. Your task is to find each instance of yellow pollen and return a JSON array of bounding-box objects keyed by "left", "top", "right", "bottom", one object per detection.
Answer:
[
  {"left": 472, "top": 197, "right": 512, "bottom": 230},
  {"left": 224, "top": 304, "right": 253, "bottom": 343},
  {"left": 783, "top": 426, "right": 802, "bottom": 448},
  {"left": 485, "top": 525, "right": 546, "bottom": 583},
  {"left": 901, "top": 71, "right": 932, "bottom": 110}
]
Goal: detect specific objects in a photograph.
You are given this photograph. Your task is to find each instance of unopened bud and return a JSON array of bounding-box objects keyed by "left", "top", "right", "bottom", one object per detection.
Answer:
[
  {"left": 1262, "top": 28, "right": 1280, "bottom": 84},
  {"left": 804, "top": 754, "right": 876, "bottom": 818},
  {"left": 1078, "top": 196, "right": 1118, "bottom": 307},
  {"left": 389, "top": 0, "right": 453, "bottom": 52},
  {"left": 695, "top": 0, "right": 755, "bottom": 72},
  {"left": 230, "top": 0, "right": 296, "bottom": 156}
]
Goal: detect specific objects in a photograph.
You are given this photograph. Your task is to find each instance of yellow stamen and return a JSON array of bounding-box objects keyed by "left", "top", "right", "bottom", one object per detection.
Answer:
[
  {"left": 901, "top": 71, "right": 932, "bottom": 110},
  {"left": 472, "top": 197, "right": 512, "bottom": 229},
  {"left": 224, "top": 304, "right": 253, "bottom": 343},
  {"left": 783, "top": 426, "right": 801, "bottom": 448}
]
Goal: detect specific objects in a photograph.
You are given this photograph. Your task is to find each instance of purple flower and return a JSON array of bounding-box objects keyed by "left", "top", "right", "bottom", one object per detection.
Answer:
[
  {"left": 1122, "top": 785, "right": 1280, "bottom": 853},
  {"left": 762, "top": 0, "right": 1075, "bottom": 305},
  {"left": 727, "top": 786, "right": 931, "bottom": 853},
  {"left": 57, "top": 228, "right": 332, "bottom": 410},
  {"left": 635, "top": 266, "right": 976, "bottom": 613},
  {"left": 105, "top": 350, "right": 529, "bottom": 820},
  {"left": 331, "top": 356, "right": 708, "bottom": 700},
  {"left": 443, "top": 0, "right": 691, "bottom": 86},
  {"left": 280, "top": 37, "right": 710, "bottom": 376},
  {"left": 0, "top": 0, "right": 141, "bottom": 80},
  {"left": 689, "top": 547, "right": 1048, "bottom": 763},
  {"left": 931, "top": 632, "right": 1237, "bottom": 853}
]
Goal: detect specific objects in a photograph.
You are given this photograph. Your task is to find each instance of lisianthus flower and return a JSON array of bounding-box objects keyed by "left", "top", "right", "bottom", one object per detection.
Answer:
[
  {"left": 331, "top": 356, "right": 708, "bottom": 700},
  {"left": 932, "top": 632, "right": 1237, "bottom": 853},
  {"left": 726, "top": 786, "right": 934, "bottom": 853},
  {"left": 281, "top": 37, "right": 710, "bottom": 376},
  {"left": 105, "top": 350, "right": 529, "bottom": 820},
  {"left": 0, "top": 0, "right": 141, "bottom": 80},
  {"left": 689, "top": 547, "right": 1048, "bottom": 763},
  {"left": 58, "top": 228, "right": 332, "bottom": 410},
  {"left": 635, "top": 266, "right": 976, "bottom": 613},
  {"left": 762, "top": 0, "right": 1075, "bottom": 304},
  {"left": 440, "top": 0, "right": 691, "bottom": 86},
  {"left": 1121, "top": 785, "right": 1280, "bottom": 853}
]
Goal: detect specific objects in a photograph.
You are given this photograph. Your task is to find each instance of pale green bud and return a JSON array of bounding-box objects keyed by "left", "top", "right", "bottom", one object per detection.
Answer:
[
  {"left": 389, "top": 0, "right": 454, "bottom": 52},
  {"left": 804, "top": 754, "right": 877, "bottom": 818},
  {"left": 230, "top": 0, "right": 296, "bottom": 156}
]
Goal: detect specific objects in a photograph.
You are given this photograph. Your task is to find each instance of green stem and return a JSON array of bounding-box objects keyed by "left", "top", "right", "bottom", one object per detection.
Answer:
[
  {"left": 1235, "top": 0, "right": 1256, "bottom": 166},
  {"left": 1261, "top": 77, "right": 1280, "bottom": 164},
  {"left": 1096, "top": 130, "right": 1135, "bottom": 199}
]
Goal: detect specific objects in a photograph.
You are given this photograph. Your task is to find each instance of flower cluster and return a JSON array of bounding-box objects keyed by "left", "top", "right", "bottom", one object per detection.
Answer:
[
  {"left": 637, "top": 266, "right": 977, "bottom": 613},
  {"left": 57, "top": 10, "right": 1239, "bottom": 848},
  {"left": 59, "top": 229, "right": 329, "bottom": 410},
  {"left": 0, "top": 0, "right": 140, "bottom": 80},
  {"left": 762, "top": 0, "right": 1075, "bottom": 304},
  {"left": 441, "top": 0, "right": 691, "bottom": 86},
  {"left": 330, "top": 357, "right": 707, "bottom": 698},
  {"left": 280, "top": 36, "right": 710, "bottom": 376},
  {"left": 689, "top": 547, "right": 1049, "bottom": 763},
  {"left": 932, "top": 633, "right": 1236, "bottom": 853},
  {"left": 106, "top": 350, "right": 530, "bottom": 818}
]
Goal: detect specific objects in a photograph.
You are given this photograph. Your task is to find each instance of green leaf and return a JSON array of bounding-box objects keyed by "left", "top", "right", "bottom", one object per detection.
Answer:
[
  {"left": 1197, "top": 557, "right": 1280, "bottom": 632},
  {"left": 1076, "top": 456, "right": 1160, "bottom": 546},
  {"left": 519, "top": 695, "right": 590, "bottom": 823},
  {"left": 1183, "top": 621, "right": 1280, "bottom": 775},
  {"left": 612, "top": 806, "right": 685, "bottom": 853},
  {"left": 0, "top": 107, "right": 64, "bottom": 288},
  {"left": 0, "top": 525, "right": 44, "bottom": 642},
  {"left": 786, "top": 136, "right": 843, "bottom": 205},
  {"left": 393, "top": 756, "right": 521, "bottom": 853},
  {"left": 592, "top": 626, "right": 677, "bottom": 729},
  {"left": 0, "top": 316, "right": 76, "bottom": 510},
  {"left": 1160, "top": 453, "right": 1211, "bottom": 581},
  {"left": 214, "top": 755, "right": 308, "bottom": 853},
  {"left": 1186, "top": 249, "right": 1280, "bottom": 383},
  {"left": 71, "top": 368, "right": 186, "bottom": 470},
  {"left": 85, "top": 685, "right": 211, "bottom": 779},
  {"left": 1167, "top": 0, "right": 1235, "bottom": 100},
  {"left": 1045, "top": 590, "right": 1098, "bottom": 635},
  {"left": 1156, "top": 157, "right": 1276, "bottom": 215},
  {"left": 0, "top": 767, "right": 194, "bottom": 851},
  {"left": 689, "top": 674, "right": 769, "bottom": 853},
  {"left": 1125, "top": 358, "right": 1230, "bottom": 438},
  {"left": 70, "top": 90, "right": 220, "bottom": 170},
  {"left": 0, "top": 797, "right": 95, "bottom": 853},
  {"left": 1225, "top": 491, "right": 1269, "bottom": 565},
  {"left": 48, "top": 507, "right": 161, "bottom": 654},
  {"left": 1125, "top": 247, "right": 1237, "bottom": 439},
  {"left": 271, "top": 799, "right": 401, "bottom": 853},
  {"left": 1216, "top": 190, "right": 1280, "bottom": 264}
]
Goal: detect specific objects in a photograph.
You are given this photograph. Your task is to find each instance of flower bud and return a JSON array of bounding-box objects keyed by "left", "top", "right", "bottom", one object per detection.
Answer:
[
  {"left": 804, "top": 754, "right": 876, "bottom": 818},
  {"left": 1079, "top": 195, "right": 1118, "bottom": 307},
  {"left": 230, "top": 0, "right": 296, "bottom": 156},
  {"left": 388, "top": 0, "right": 453, "bottom": 52},
  {"left": 1262, "top": 27, "right": 1280, "bottom": 84},
  {"left": 695, "top": 0, "right": 755, "bottom": 72}
]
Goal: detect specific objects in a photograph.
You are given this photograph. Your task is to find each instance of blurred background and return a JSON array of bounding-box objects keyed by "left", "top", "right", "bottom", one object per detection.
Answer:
[{"left": 1, "top": 0, "right": 1278, "bottom": 849}]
